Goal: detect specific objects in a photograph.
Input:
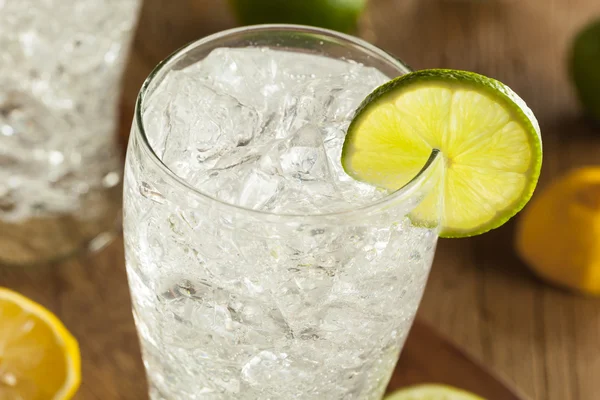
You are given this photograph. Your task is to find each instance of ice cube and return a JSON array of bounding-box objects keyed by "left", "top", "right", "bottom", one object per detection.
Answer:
[
  {"left": 277, "top": 79, "right": 331, "bottom": 135},
  {"left": 260, "top": 125, "right": 352, "bottom": 213},
  {"left": 0, "top": 90, "right": 68, "bottom": 148},
  {"left": 148, "top": 73, "right": 259, "bottom": 181},
  {"left": 237, "top": 168, "right": 283, "bottom": 210},
  {"left": 187, "top": 146, "right": 281, "bottom": 210},
  {"left": 278, "top": 64, "right": 386, "bottom": 134},
  {"left": 279, "top": 124, "right": 331, "bottom": 181},
  {"left": 241, "top": 351, "right": 315, "bottom": 392},
  {"left": 280, "top": 51, "right": 353, "bottom": 82},
  {"left": 188, "top": 47, "right": 284, "bottom": 110},
  {"left": 141, "top": 47, "right": 391, "bottom": 214}
]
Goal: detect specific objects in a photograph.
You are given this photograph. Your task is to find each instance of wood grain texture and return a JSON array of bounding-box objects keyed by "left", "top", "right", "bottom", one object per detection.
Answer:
[
  {"left": 0, "top": 240, "right": 145, "bottom": 399},
  {"left": 5, "top": 0, "right": 600, "bottom": 399},
  {"left": 389, "top": 319, "right": 526, "bottom": 400}
]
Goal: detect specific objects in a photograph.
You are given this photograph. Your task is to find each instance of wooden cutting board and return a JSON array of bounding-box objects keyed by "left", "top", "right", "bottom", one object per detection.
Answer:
[{"left": 388, "top": 319, "right": 526, "bottom": 399}]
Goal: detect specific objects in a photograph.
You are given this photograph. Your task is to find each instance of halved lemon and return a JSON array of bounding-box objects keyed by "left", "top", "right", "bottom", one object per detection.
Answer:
[
  {"left": 342, "top": 69, "right": 542, "bottom": 237},
  {"left": 386, "top": 384, "right": 485, "bottom": 400},
  {"left": 0, "top": 288, "right": 80, "bottom": 400}
]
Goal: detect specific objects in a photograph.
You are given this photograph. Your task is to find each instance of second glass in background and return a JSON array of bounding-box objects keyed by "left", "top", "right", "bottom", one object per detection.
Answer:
[{"left": 0, "top": 0, "right": 141, "bottom": 265}]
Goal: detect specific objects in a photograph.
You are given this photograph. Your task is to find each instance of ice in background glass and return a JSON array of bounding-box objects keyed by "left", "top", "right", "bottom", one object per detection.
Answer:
[
  {"left": 124, "top": 25, "right": 440, "bottom": 399},
  {"left": 0, "top": 0, "right": 141, "bottom": 265}
]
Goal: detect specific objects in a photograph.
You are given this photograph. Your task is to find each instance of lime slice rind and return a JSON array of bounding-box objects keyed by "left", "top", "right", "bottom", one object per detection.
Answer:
[
  {"left": 342, "top": 69, "right": 542, "bottom": 238},
  {"left": 405, "top": 149, "right": 446, "bottom": 231}
]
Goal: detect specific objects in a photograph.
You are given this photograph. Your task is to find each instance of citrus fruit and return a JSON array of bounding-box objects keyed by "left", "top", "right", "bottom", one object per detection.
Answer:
[
  {"left": 342, "top": 69, "right": 542, "bottom": 237},
  {"left": 0, "top": 288, "right": 80, "bottom": 399},
  {"left": 386, "top": 384, "right": 485, "bottom": 400},
  {"left": 570, "top": 18, "right": 600, "bottom": 122},
  {"left": 228, "top": 0, "right": 367, "bottom": 34},
  {"left": 516, "top": 167, "right": 600, "bottom": 295}
]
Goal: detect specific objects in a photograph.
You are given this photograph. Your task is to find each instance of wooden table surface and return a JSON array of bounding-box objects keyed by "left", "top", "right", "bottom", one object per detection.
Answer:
[{"left": 3, "top": 0, "right": 600, "bottom": 399}]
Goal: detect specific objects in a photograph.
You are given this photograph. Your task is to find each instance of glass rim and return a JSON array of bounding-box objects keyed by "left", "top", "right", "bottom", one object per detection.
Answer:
[{"left": 134, "top": 24, "right": 440, "bottom": 220}]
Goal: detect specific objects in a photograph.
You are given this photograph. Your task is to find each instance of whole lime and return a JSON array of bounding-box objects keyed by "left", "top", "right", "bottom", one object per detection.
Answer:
[
  {"left": 228, "top": 0, "right": 367, "bottom": 34},
  {"left": 570, "top": 19, "right": 600, "bottom": 122}
]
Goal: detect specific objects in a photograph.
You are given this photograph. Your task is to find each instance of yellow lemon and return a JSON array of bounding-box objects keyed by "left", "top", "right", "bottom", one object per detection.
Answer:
[
  {"left": 386, "top": 384, "right": 485, "bottom": 400},
  {"left": 515, "top": 167, "right": 600, "bottom": 295},
  {"left": 0, "top": 288, "right": 81, "bottom": 399}
]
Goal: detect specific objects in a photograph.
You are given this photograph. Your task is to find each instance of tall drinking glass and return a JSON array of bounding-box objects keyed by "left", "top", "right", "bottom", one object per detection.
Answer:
[
  {"left": 124, "top": 25, "right": 441, "bottom": 399},
  {"left": 0, "top": 0, "right": 141, "bottom": 265}
]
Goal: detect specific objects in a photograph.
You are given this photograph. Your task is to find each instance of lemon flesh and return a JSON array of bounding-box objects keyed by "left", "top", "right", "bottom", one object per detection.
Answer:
[
  {"left": 516, "top": 167, "right": 600, "bottom": 295},
  {"left": 342, "top": 69, "right": 542, "bottom": 237},
  {"left": 0, "top": 288, "right": 80, "bottom": 400},
  {"left": 386, "top": 384, "right": 485, "bottom": 400}
]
